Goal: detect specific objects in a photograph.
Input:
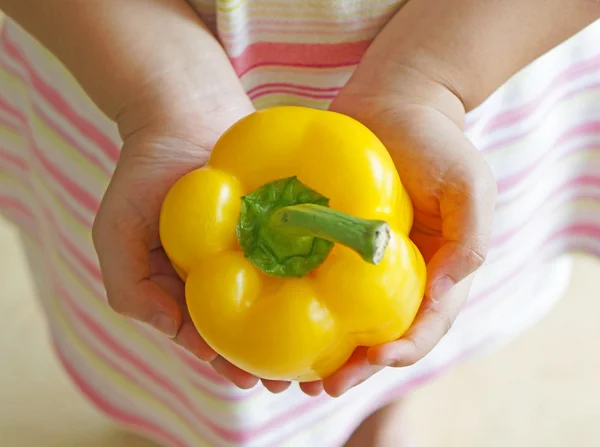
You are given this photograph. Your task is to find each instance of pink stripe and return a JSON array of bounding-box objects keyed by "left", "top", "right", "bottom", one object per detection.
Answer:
[
  {"left": 33, "top": 103, "right": 113, "bottom": 176},
  {"left": 482, "top": 81, "right": 600, "bottom": 154},
  {"left": 0, "top": 61, "right": 113, "bottom": 177},
  {"left": 185, "top": 373, "right": 258, "bottom": 402},
  {"left": 0, "top": 207, "right": 37, "bottom": 236},
  {"left": 467, "top": 222, "right": 600, "bottom": 311},
  {"left": 231, "top": 40, "right": 370, "bottom": 77},
  {"left": 249, "top": 88, "right": 337, "bottom": 101},
  {"left": 53, "top": 343, "right": 189, "bottom": 447},
  {"left": 0, "top": 195, "right": 39, "bottom": 241},
  {"left": 224, "top": 14, "right": 390, "bottom": 29},
  {"left": 38, "top": 178, "right": 93, "bottom": 228},
  {"left": 0, "top": 148, "right": 28, "bottom": 171},
  {"left": 40, "top": 205, "right": 102, "bottom": 280},
  {"left": 494, "top": 175, "right": 600, "bottom": 247},
  {"left": 549, "top": 222, "right": 600, "bottom": 240},
  {"left": 0, "top": 109, "right": 23, "bottom": 135},
  {"left": 171, "top": 348, "right": 232, "bottom": 385},
  {"left": 246, "top": 82, "right": 341, "bottom": 96},
  {"left": 496, "top": 121, "right": 600, "bottom": 193},
  {"left": 0, "top": 78, "right": 113, "bottom": 178},
  {"left": 29, "top": 137, "right": 99, "bottom": 213},
  {"left": 0, "top": 116, "right": 94, "bottom": 230},
  {"left": 494, "top": 191, "right": 600, "bottom": 248},
  {"left": 498, "top": 169, "right": 600, "bottom": 208},
  {"left": 244, "top": 393, "right": 329, "bottom": 441},
  {"left": 0, "top": 109, "right": 100, "bottom": 215},
  {"left": 0, "top": 195, "right": 34, "bottom": 218},
  {"left": 51, "top": 230, "right": 106, "bottom": 300},
  {"left": 0, "top": 117, "right": 21, "bottom": 135},
  {"left": 220, "top": 21, "right": 385, "bottom": 41},
  {"left": 484, "top": 53, "right": 600, "bottom": 133},
  {"left": 1, "top": 30, "right": 120, "bottom": 162},
  {"left": 0, "top": 95, "right": 26, "bottom": 122}
]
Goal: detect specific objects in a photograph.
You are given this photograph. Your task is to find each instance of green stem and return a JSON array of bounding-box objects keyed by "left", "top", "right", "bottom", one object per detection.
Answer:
[{"left": 267, "top": 203, "right": 390, "bottom": 265}]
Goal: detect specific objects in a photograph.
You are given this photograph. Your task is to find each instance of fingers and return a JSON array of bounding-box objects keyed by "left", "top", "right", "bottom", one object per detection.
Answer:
[
  {"left": 210, "top": 356, "right": 259, "bottom": 390},
  {"left": 173, "top": 322, "right": 218, "bottom": 362},
  {"left": 369, "top": 150, "right": 495, "bottom": 367},
  {"left": 322, "top": 347, "right": 382, "bottom": 397},
  {"left": 427, "top": 155, "right": 497, "bottom": 302},
  {"left": 210, "top": 357, "right": 295, "bottom": 393},
  {"left": 166, "top": 282, "right": 218, "bottom": 362},
  {"left": 299, "top": 381, "right": 324, "bottom": 396},
  {"left": 93, "top": 210, "right": 182, "bottom": 337},
  {"left": 368, "top": 276, "right": 473, "bottom": 367},
  {"left": 148, "top": 255, "right": 219, "bottom": 362},
  {"left": 261, "top": 379, "right": 291, "bottom": 394}
]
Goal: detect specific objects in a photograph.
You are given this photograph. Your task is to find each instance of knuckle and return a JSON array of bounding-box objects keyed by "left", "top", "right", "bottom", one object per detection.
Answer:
[
  {"left": 427, "top": 306, "right": 454, "bottom": 338},
  {"left": 466, "top": 244, "right": 487, "bottom": 269},
  {"left": 396, "top": 336, "right": 427, "bottom": 367},
  {"left": 105, "top": 289, "right": 129, "bottom": 315},
  {"left": 448, "top": 240, "right": 489, "bottom": 272},
  {"left": 438, "top": 312, "right": 454, "bottom": 336}
]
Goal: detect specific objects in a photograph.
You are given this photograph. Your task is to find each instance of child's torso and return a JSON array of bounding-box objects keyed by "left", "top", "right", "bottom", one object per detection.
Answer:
[{"left": 187, "top": 0, "right": 409, "bottom": 109}]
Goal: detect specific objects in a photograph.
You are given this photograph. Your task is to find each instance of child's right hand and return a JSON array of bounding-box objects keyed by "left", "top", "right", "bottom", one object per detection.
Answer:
[{"left": 92, "top": 91, "right": 294, "bottom": 394}]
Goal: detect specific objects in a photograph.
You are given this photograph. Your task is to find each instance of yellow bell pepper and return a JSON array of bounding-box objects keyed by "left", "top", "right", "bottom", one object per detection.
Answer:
[{"left": 159, "top": 106, "right": 426, "bottom": 381}]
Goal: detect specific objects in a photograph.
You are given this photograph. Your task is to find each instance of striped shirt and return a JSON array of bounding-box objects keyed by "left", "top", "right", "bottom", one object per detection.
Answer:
[{"left": 0, "top": 2, "right": 599, "bottom": 446}]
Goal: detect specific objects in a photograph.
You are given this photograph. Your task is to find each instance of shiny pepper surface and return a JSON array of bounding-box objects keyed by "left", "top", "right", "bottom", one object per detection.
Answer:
[{"left": 159, "top": 106, "right": 426, "bottom": 381}]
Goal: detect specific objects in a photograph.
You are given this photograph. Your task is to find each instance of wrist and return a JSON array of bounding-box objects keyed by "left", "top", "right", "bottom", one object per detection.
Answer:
[
  {"left": 5, "top": 0, "right": 253, "bottom": 133},
  {"left": 357, "top": 0, "right": 600, "bottom": 112},
  {"left": 115, "top": 62, "right": 254, "bottom": 144},
  {"left": 335, "top": 62, "right": 466, "bottom": 130}
]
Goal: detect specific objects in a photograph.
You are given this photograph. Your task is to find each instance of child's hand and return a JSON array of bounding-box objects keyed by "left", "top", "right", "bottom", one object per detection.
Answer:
[
  {"left": 306, "top": 0, "right": 598, "bottom": 400},
  {"left": 92, "top": 97, "right": 293, "bottom": 394},
  {"left": 313, "top": 68, "right": 497, "bottom": 397}
]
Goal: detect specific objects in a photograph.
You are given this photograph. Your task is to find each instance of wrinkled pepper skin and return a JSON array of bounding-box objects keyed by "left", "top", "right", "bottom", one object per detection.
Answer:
[{"left": 159, "top": 106, "right": 426, "bottom": 381}]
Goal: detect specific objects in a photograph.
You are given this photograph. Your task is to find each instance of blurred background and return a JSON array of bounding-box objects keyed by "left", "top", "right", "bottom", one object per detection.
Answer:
[{"left": 2, "top": 217, "right": 600, "bottom": 447}]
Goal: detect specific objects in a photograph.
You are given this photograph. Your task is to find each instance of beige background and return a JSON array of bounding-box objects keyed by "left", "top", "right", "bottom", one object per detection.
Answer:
[{"left": 1, "top": 215, "right": 600, "bottom": 447}]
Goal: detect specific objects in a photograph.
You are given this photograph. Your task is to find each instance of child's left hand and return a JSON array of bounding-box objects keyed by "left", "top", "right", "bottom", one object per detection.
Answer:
[
  {"left": 300, "top": 64, "right": 498, "bottom": 399},
  {"left": 308, "top": 0, "right": 598, "bottom": 399}
]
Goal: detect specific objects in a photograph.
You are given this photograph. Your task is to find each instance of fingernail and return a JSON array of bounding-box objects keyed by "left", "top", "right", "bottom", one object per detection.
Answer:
[
  {"left": 150, "top": 313, "right": 178, "bottom": 338},
  {"left": 378, "top": 358, "right": 396, "bottom": 367},
  {"left": 430, "top": 276, "right": 455, "bottom": 303}
]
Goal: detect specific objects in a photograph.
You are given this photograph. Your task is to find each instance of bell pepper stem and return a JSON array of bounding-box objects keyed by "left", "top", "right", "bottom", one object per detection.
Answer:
[{"left": 268, "top": 203, "right": 391, "bottom": 265}]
